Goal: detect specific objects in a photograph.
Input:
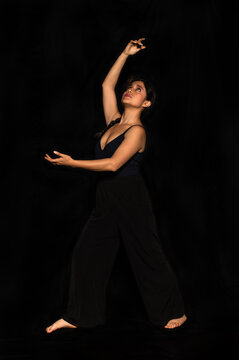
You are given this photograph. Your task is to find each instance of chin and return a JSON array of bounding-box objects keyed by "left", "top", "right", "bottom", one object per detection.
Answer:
[{"left": 122, "top": 99, "right": 132, "bottom": 105}]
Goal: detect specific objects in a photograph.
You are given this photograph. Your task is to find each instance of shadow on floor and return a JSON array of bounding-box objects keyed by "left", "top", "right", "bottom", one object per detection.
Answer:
[{"left": 1, "top": 317, "right": 238, "bottom": 360}]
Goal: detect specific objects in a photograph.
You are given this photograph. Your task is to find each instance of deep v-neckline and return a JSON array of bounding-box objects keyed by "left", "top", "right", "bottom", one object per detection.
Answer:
[
  {"left": 99, "top": 132, "right": 125, "bottom": 152},
  {"left": 99, "top": 121, "right": 145, "bottom": 152}
]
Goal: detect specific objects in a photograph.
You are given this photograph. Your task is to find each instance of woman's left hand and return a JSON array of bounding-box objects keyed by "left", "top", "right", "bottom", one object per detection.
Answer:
[{"left": 44, "top": 151, "right": 74, "bottom": 167}]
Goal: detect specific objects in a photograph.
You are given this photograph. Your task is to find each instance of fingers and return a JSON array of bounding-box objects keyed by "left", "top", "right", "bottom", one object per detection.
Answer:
[
  {"left": 136, "top": 45, "right": 146, "bottom": 51},
  {"left": 44, "top": 151, "right": 63, "bottom": 160},
  {"left": 44, "top": 155, "right": 57, "bottom": 164},
  {"left": 131, "top": 38, "right": 145, "bottom": 42},
  {"left": 137, "top": 38, "right": 145, "bottom": 45},
  {"left": 44, "top": 151, "right": 70, "bottom": 166},
  {"left": 44, "top": 153, "right": 60, "bottom": 165},
  {"left": 53, "top": 150, "right": 64, "bottom": 156},
  {"left": 44, "top": 153, "right": 58, "bottom": 161},
  {"left": 130, "top": 38, "right": 146, "bottom": 50},
  {"left": 44, "top": 154, "right": 52, "bottom": 161},
  {"left": 130, "top": 38, "right": 145, "bottom": 44}
]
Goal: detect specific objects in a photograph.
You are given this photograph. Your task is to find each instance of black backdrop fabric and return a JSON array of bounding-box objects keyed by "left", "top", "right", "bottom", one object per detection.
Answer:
[{"left": 0, "top": 0, "right": 239, "bottom": 355}]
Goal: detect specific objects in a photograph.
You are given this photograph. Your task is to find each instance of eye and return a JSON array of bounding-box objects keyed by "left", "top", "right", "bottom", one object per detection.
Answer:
[{"left": 136, "top": 87, "right": 141, "bottom": 92}]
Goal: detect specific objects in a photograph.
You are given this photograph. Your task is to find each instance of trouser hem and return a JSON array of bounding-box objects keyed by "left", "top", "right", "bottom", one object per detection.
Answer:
[{"left": 62, "top": 314, "right": 106, "bottom": 328}]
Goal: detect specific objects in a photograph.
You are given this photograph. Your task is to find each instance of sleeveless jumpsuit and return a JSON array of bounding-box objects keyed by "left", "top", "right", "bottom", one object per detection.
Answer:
[{"left": 62, "top": 121, "right": 185, "bottom": 327}]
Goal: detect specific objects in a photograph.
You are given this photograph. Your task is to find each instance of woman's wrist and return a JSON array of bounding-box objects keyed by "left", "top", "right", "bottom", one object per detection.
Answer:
[
  {"left": 69, "top": 159, "right": 77, "bottom": 167},
  {"left": 122, "top": 50, "right": 130, "bottom": 57}
]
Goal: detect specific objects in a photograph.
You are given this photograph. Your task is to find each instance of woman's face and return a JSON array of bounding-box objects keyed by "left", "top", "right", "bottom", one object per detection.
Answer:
[{"left": 121, "top": 81, "right": 150, "bottom": 110}]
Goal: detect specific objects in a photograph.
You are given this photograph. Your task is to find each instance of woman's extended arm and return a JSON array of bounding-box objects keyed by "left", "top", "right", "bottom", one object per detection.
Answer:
[
  {"left": 102, "top": 38, "right": 146, "bottom": 125},
  {"left": 44, "top": 125, "right": 145, "bottom": 172},
  {"left": 102, "top": 38, "right": 146, "bottom": 87},
  {"left": 102, "top": 52, "right": 128, "bottom": 89},
  {"left": 44, "top": 151, "right": 114, "bottom": 172}
]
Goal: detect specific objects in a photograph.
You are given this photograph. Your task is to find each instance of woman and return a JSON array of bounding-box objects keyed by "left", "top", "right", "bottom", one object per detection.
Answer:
[{"left": 45, "top": 38, "right": 187, "bottom": 333}]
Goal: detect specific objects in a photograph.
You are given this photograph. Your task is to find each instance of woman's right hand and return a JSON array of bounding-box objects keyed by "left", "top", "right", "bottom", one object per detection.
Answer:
[{"left": 123, "top": 38, "right": 146, "bottom": 56}]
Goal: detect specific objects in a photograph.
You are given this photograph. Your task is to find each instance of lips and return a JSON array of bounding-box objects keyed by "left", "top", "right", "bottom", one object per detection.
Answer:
[{"left": 124, "top": 93, "right": 132, "bottom": 98}]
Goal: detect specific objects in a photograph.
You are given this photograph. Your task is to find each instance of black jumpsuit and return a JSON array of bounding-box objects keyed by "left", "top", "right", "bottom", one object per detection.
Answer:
[{"left": 62, "top": 121, "right": 185, "bottom": 327}]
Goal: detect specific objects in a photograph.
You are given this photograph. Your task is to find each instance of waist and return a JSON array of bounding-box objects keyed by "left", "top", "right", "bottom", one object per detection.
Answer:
[
  {"left": 97, "top": 167, "right": 142, "bottom": 181},
  {"left": 96, "top": 171, "right": 143, "bottom": 185}
]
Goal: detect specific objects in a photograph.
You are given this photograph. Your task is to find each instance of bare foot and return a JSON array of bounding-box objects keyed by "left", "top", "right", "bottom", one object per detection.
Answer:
[
  {"left": 45, "top": 318, "right": 77, "bottom": 333},
  {"left": 164, "top": 314, "right": 187, "bottom": 329}
]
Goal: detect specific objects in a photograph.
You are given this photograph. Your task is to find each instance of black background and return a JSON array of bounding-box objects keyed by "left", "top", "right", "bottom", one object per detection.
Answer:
[{"left": 1, "top": 0, "right": 239, "bottom": 359}]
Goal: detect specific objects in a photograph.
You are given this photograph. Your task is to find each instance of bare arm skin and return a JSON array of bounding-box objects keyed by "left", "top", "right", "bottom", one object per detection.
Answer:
[
  {"left": 102, "top": 38, "right": 146, "bottom": 126},
  {"left": 102, "top": 52, "right": 128, "bottom": 126},
  {"left": 45, "top": 152, "right": 114, "bottom": 171},
  {"left": 44, "top": 125, "right": 145, "bottom": 171}
]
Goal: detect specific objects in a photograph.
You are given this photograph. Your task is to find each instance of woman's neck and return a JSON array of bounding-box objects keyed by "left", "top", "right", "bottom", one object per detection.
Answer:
[{"left": 119, "top": 110, "right": 142, "bottom": 125}]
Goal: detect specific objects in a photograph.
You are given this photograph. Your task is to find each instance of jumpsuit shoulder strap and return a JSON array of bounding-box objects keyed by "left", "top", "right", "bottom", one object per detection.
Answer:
[{"left": 123, "top": 124, "right": 145, "bottom": 135}]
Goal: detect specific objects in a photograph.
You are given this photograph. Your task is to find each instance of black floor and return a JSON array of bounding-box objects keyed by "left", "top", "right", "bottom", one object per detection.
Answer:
[
  {"left": 1, "top": 318, "right": 238, "bottom": 360},
  {"left": 2, "top": 243, "right": 239, "bottom": 360}
]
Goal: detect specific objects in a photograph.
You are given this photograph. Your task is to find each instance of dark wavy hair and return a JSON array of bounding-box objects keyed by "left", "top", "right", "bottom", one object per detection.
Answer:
[
  {"left": 94, "top": 73, "right": 156, "bottom": 139},
  {"left": 120, "top": 73, "right": 157, "bottom": 119}
]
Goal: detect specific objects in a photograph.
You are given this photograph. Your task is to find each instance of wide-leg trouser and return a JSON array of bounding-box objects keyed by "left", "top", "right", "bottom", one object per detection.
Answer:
[{"left": 62, "top": 174, "right": 184, "bottom": 327}]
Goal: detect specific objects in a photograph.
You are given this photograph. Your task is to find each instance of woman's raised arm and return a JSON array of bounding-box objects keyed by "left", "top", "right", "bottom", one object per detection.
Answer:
[{"left": 102, "top": 38, "right": 146, "bottom": 126}]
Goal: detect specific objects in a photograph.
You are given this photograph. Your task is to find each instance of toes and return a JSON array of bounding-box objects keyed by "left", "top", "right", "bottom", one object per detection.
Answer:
[
  {"left": 164, "top": 315, "right": 187, "bottom": 329},
  {"left": 45, "top": 319, "right": 77, "bottom": 333},
  {"left": 46, "top": 325, "right": 55, "bottom": 333},
  {"left": 164, "top": 321, "right": 181, "bottom": 329}
]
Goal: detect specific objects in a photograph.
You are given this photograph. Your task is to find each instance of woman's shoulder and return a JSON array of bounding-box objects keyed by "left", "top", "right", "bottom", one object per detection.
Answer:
[
  {"left": 126, "top": 122, "right": 146, "bottom": 131},
  {"left": 123, "top": 123, "right": 146, "bottom": 141}
]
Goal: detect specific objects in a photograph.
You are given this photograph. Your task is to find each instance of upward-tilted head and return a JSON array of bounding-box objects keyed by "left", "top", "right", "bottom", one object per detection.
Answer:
[{"left": 121, "top": 74, "right": 156, "bottom": 119}]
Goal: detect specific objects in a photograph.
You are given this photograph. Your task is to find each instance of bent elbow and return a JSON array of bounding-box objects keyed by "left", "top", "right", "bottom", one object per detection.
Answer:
[{"left": 110, "top": 160, "right": 119, "bottom": 172}]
